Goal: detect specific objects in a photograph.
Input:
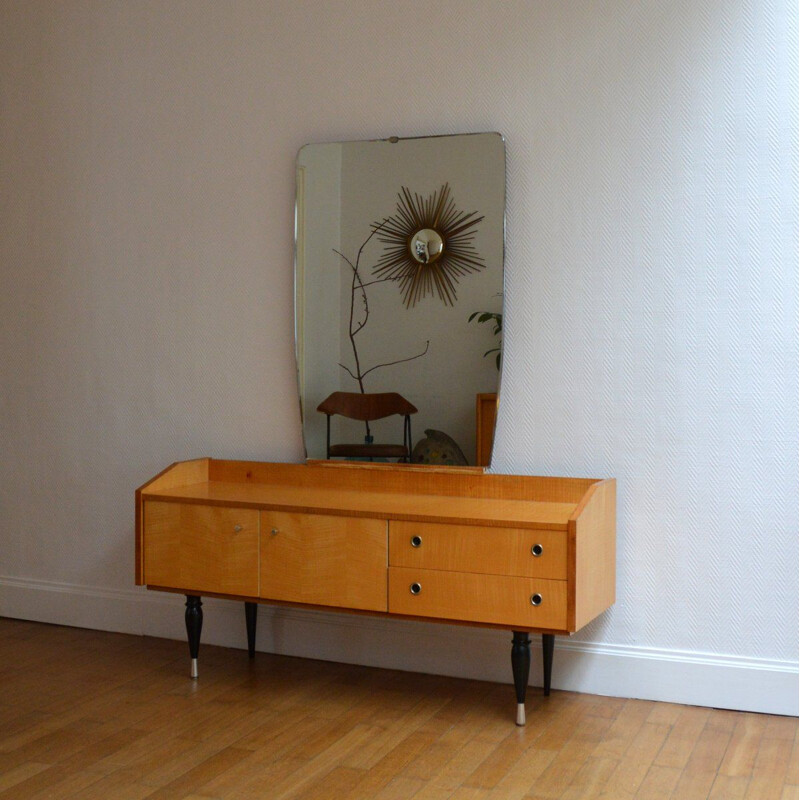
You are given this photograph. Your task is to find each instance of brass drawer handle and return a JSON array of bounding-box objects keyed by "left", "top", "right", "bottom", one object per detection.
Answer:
[
  {"left": 411, "top": 535, "right": 422, "bottom": 548},
  {"left": 530, "top": 593, "right": 543, "bottom": 606},
  {"left": 410, "top": 582, "right": 422, "bottom": 595},
  {"left": 531, "top": 543, "right": 543, "bottom": 557}
]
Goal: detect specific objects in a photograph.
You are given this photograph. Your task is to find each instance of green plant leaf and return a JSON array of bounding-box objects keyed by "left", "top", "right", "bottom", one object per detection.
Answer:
[{"left": 470, "top": 310, "right": 502, "bottom": 371}]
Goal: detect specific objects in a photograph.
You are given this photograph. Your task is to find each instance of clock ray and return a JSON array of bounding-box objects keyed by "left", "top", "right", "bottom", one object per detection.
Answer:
[{"left": 371, "top": 183, "right": 485, "bottom": 307}]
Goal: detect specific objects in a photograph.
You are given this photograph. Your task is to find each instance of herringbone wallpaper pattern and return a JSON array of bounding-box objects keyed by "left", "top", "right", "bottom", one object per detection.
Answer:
[{"left": 0, "top": 0, "right": 796, "bottom": 676}]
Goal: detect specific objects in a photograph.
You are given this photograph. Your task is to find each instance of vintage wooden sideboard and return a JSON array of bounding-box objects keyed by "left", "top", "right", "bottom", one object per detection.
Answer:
[{"left": 136, "top": 458, "right": 615, "bottom": 724}]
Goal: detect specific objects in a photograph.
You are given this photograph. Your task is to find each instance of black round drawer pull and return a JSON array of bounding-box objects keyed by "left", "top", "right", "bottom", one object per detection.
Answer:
[
  {"left": 411, "top": 535, "right": 422, "bottom": 548},
  {"left": 410, "top": 582, "right": 422, "bottom": 595},
  {"left": 531, "top": 543, "right": 544, "bottom": 557},
  {"left": 530, "top": 593, "right": 543, "bottom": 606}
]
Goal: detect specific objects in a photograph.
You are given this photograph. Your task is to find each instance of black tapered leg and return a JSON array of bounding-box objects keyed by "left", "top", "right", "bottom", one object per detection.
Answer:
[
  {"left": 511, "top": 631, "right": 531, "bottom": 725},
  {"left": 184, "top": 595, "right": 203, "bottom": 679},
  {"left": 245, "top": 602, "right": 257, "bottom": 659},
  {"left": 542, "top": 634, "right": 555, "bottom": 697}
]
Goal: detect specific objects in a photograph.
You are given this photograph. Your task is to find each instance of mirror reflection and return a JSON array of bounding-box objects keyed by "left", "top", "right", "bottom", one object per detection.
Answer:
[{"left": 295, "top": 132, "right": 505, "bottom": 466}]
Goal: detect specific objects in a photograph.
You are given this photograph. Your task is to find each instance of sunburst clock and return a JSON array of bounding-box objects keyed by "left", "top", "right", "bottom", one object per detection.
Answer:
[{"left": 371, "top": 183, "right": 485, "bottom": 307}]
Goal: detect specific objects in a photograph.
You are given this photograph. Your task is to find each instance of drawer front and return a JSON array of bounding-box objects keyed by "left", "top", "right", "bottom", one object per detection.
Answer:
[
  {"left": 260, "top": 512, "right": 387, "bottom": 612},
  {"left": 144, "top": 501, "right": 259, "bottom": 596},
  {"left": 389, "top": 521, "right": 567, "bottom": 579},
  {"left": 388, "top": 567, "right": 568, "bottom": 630}
]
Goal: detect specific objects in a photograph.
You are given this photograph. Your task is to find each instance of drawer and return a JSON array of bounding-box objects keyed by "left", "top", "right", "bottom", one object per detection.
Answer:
[
  {"left": 388, "top": 567, "right": 568, "bottom": 630},
  {"left": 260, "top": 511, "right": 387, "bottom": 612},
  {"left": 389, "top": 521, "right": 567, "bottom": 579},
  {"left": 144, "top": 501, "right": 259, "bottom": 596}
]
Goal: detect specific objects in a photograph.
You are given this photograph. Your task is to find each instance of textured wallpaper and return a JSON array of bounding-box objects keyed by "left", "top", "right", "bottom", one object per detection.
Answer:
[{"left": 1, "top": 0, "right": 796, "bottom": 675}]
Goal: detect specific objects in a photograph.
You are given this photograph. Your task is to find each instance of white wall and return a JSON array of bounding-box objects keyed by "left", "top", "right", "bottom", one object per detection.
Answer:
[{"left": 1, "top": 0, "right": 796, "bottom": 715}]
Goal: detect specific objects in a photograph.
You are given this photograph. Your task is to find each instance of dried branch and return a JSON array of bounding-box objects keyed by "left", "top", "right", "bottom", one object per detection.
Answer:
[
  {"left": 358, "top": 277, "right": 398, "bottom": 290},
  {"left": 337, "top": 362, "right": 359, "bottom": 381},
  {"left": 333, "top": 218, "right": 430, "bottom": 404},
  {"left": 360, "top": 340, "right": 430, "bottom": 380}
]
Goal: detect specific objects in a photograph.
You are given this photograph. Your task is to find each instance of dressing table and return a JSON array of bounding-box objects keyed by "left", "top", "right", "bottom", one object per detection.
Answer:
[
  {"left": 136, "top": 458, "right": 615, "bottom": 724},
  {"left": 136, "top": 133, "right": 616, "bottom": 724}
]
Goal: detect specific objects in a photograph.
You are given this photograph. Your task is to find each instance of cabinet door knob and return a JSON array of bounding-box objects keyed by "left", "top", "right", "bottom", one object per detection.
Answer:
[
  {"left": 233, "top": 525, "right": 243, "bottom": 533},
  {"left": 530, "top": 593, "right": 543, "bottom": 606},
  {"left": 531, "top": 543, "right": 543, "bottom": 557},
  {"left": 270, "top": 528, "right": 279, "bottom": 536},
  {"left": 411, "top": 535, "right": 422, "bottom": 548},
  {"left": 410, "top": 582, "right": 422, "bottom": 595}
]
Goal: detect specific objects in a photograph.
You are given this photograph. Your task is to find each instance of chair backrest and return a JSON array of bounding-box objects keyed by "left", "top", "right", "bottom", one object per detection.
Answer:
[{"left": 316, "top": 392, "right": 417, "bottom": 421}]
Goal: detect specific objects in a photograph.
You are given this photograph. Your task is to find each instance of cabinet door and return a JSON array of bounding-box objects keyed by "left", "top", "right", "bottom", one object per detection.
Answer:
[
  {"left": 260, "top": 512, "right": 387, "bottom": 611},
  {"left": 144, "top": 501, "right": 259, "bottom": 596}
]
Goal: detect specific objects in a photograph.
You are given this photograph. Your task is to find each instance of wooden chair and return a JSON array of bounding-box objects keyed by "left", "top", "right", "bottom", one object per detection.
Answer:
[{"left": 316, "top": 392, "right": 418, "bottom": 461}]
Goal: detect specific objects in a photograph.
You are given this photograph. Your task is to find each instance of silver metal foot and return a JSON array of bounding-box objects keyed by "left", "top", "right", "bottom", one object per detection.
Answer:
[
  {"left": 190, "top": 657, "right": 198, "bottom": 679},
  {"left": 516, "top": 702, "right": 526, "bottom": 726}
]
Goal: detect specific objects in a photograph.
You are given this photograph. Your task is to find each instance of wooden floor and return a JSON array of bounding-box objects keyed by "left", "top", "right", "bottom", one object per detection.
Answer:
[{"left": 0, "top": 618, "right": 796, "bottom": 800}]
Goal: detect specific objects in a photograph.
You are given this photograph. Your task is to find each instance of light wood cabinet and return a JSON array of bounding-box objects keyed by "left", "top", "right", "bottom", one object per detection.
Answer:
[{"left": 136, "top": 458, "right": 615, "bottom": 725}]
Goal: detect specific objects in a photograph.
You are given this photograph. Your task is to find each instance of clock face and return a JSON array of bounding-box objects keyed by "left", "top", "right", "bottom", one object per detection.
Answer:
[{"left": 409, "top": 229, "right": 444, "bottom": 264}]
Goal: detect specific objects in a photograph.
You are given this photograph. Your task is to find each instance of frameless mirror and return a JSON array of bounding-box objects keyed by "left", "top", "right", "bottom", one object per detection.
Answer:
[{"left": 295, "top": 132, "right": 505, "bottom": 466}]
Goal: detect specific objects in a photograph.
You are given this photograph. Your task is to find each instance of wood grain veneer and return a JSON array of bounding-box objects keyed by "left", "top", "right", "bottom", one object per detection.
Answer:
[
  {"left": 570, "top": 478, "right": 617, "bottom": 630},
  {"left": 389, "top": 520, "right": 567, "bottom": 579},
  {"left": 135, "top": 458, "right": 210, "bottom": 585},
  {"left": 259, "top": 511, "right": 387, "bottom": 612},
  {"left": 143, "top": 500, "right": 259, "bottom": 596},
  {"left": 207, "top": 459, "right": 597, "bottom": 503},
  {"left": 144, "top": 480, "right": 577, "bottom": 530},
  {"left": 388, "top": 567, "right": 568, "bottom": 629}
]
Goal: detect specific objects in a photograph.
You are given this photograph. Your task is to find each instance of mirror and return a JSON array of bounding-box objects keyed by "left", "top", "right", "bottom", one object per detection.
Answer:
[{"left": 295, "top": 132, "right": 505, "bottom": 466}]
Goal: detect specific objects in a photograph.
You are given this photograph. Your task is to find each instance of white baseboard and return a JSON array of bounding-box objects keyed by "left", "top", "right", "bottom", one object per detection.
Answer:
[{"left": 1, "top": 575, "right": 796, "bottom": 717}]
